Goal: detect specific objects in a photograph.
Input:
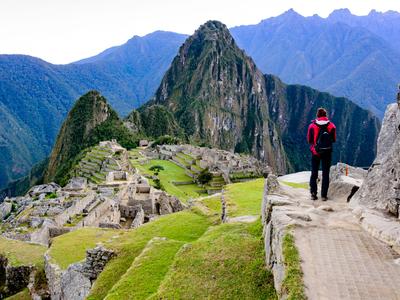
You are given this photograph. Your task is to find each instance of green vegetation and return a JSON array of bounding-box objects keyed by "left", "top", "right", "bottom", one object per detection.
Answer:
[
  {"left": 0, "top": 237, "right": 46, "bottom": 267},
  {"left": 4, "top": 288, "right": 31, "bottom": 300},
  {"left": 45, "top": 192, "right": 58, "bottom": 199},
  {"left": 225, "top": 178, "right": 264, "bottom": 217},
  {"left": 151, "top": 135, "right": 181, "bottom": 147},
  {"left": 281, "top": 181, "right": 308, "bottom": 189},
  {"left": 155, "top": 221, "right": 277, "bottom": 299},
  {"left": 87, "top": 211, "right": 211, "bottom": 300},
  {"left": 49, "top": 228, "right": 119, "bottom": 269},
  {"left": 105, "top": 239, "right": 184, "bottom": 300},
  {"left": 45, "top": 91, "right": 139, "bottom": 185},
  {"left": 282, "top": 231, "right": 306, "bottom": 300},
  {"left": 131, "top": 157, "right": 205, "bottom": 202},
  {"left": 197, "top": 168, "right": 212, "bottom": 185}
]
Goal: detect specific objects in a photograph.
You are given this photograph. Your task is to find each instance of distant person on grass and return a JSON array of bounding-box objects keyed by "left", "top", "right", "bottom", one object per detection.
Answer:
[{"left": 307, "top": 108, "right": 336, "bottom": 201}]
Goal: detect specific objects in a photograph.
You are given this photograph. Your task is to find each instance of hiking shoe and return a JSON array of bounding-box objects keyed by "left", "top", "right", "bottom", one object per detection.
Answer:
[
  {"left": 321, "top": 196, "right": 328, "bottom": 201},
  {"left": 311, "top": 193, "right": 318, "bottom": 200}
]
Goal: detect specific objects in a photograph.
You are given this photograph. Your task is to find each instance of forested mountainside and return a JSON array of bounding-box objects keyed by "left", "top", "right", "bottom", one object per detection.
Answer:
[{"left": 0, "top": 32, "right": 185, "bottom": 188}]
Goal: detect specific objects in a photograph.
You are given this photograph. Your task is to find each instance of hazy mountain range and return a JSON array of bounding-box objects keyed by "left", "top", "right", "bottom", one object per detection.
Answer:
[{"left": 1, "top": 8, "right": 399, "bottom": 188}]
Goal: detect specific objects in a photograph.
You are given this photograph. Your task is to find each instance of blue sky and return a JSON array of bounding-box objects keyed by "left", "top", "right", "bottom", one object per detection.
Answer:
[{"left": 1, "top": 0, "right": 399, "bottom": 64}]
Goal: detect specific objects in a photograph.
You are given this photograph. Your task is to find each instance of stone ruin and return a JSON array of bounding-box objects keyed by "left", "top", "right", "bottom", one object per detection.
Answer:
[{"left": 0, "top": 141, "right": 185, "bottom": 246}]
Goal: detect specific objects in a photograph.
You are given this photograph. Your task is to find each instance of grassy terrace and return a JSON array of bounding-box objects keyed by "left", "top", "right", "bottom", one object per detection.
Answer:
[
  {"left": 40, "top": 176, "right": 275, "bottom": 299},
  {"left": 130, "top": 155, "right": 206, "bottom": 202},
  {"left": 0, "top": 237, "right": 46, "bottom": 267},
  {"left": 225, "top": 178, "right": 264, "bottom": 217},
  {"left": 154, "top": 222, "right": 276, "bottom": 299}
]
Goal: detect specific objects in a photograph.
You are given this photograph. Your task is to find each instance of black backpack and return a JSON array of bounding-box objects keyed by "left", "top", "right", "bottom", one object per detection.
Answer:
[{"left": 315, "top": 124, "right": 333, "bottom": 154}]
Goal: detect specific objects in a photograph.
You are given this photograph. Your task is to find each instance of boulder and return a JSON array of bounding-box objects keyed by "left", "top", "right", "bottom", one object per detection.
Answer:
[
  {"left": 0, "top": 202, "right": 12, "bottom": 220},
  {"left": 329, "top": 163, "right": 367, "bottom": 201},
  {"left": 351, "top": 103, "right": 400, "bottom": 217}
]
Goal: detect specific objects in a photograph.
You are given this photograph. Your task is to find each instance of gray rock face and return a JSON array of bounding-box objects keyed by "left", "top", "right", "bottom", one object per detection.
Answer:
[
  {"left": 352, "top": 103, "right": 400, "bottom": 217},
  {"left": 60, "top": 264, "right": 91, "bottom": 300},
  {"left": 0, "top": 202, "right": 12, "bottom": 220},
  {"left": 329, "top": 163, "right": 367, "bottom": 201}
]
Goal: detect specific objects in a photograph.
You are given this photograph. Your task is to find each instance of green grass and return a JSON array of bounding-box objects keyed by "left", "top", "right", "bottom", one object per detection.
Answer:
[
  {"left": 201, "top": 196, "right": 221, "bottom": 215},
  {"left": 49, "top": 228, "right": 120, "bottom": 269},
  {"left": 225, "top": 178, "right": 264, "bottom": 217},
  {"left": 87, "top": 210, "right": 211, "bottom": 300},
  {"left": 105, "top": 239, "right": 184, "bottom": 300},
  {"left": 281, "top": 181, "right": 308, "bottom": 190},
  {"left": 5, "top": 288, "right": 31, "bottom": 300},
  {"left": 154, "top": 221, "right": 277, "bottom": 299},
  {"left": 131, "top": 159, "right": 205, "bottom": 202},
  {"left": 0, "top": 237, "right": 46, "bottom": 267},
  {"left": 282, "top": 231, "right": 306, "bottom": 300}
]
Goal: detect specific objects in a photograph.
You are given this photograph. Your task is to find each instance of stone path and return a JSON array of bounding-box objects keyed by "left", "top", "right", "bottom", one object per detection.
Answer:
[
  {"left": 278, "top": 181, "right": 400, "bottom": 300},
  {"left": 296, "top": 227, "right": 400, "bottom": 300}
]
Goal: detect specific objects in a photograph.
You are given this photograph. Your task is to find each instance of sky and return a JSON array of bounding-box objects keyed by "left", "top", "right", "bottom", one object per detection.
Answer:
[{"left": 1, "top": 0, "right": 399, "bottom": 64}]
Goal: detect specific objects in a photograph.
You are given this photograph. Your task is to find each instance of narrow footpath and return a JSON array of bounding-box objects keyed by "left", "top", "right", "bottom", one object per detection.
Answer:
[{"left": 276, "top": 172, "right": 400, "bottom": 300}]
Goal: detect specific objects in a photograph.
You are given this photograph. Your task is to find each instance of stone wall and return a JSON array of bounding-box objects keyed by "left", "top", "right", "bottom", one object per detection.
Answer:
[
  {"left": 54, "top": 193, "right": 95, "bottom": 226},
  {"left": 0, "top": 254, "right": 35, "bottom": 298},
  {"left": 45, "top": 246, "right": 114, "bottom": 300}
]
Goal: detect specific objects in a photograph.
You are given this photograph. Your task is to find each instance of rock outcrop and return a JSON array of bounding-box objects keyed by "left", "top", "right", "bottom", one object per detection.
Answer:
[
  {"left": 352, "top": 103, "right": 400, "bottom": 217},
  {"left": 350, "top": 103, "right": 400, "bottom": 251},
  {"left": 329, "top": 163, "right": 367, "bottom": 202}
]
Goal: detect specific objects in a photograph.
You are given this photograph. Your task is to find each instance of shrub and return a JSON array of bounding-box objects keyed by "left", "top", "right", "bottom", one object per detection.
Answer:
[{"left": 197, "top": 169, "right": 213, "bottom": 185}]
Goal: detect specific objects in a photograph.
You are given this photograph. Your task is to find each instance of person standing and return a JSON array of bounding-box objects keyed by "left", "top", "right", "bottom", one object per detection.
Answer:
[{"left": 307, "top": 108, "right": 336, "bottom": 201}]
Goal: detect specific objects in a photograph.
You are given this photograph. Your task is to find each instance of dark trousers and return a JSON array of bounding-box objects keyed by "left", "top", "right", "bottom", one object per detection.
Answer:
[{"left": 310, "top": 152, "right": 332, "bottom": 197}]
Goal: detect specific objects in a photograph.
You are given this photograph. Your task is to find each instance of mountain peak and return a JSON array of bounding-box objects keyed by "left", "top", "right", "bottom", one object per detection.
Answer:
[
  {"left": 191, "top": 20, "right": 232, "bottom": 42},
  {"left": 280, "top": 8, "right": 303, "bottom": 19},
  {"left": 328, "top": 8, "right": 353, "bottom": 18}
]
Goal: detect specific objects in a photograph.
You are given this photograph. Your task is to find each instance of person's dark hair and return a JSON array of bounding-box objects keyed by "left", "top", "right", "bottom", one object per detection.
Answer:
[{"left": 317, "top": 108, "right": 327, "bottom": 118}]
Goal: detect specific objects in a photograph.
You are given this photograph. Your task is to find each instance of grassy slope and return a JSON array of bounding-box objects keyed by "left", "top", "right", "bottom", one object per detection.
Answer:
[
  {"left": 49, "top": 228, "right": 119, "bottom": 269},
  {"left": 105, "top": 239, "right": 184, "bottom": 300},
  {"left": 0, "top": 237, "right": 46, "bottom": 267},
  {"left": 154, "top": 221, "right": 277, "bottom": 299},
  {"left": 225, "top": 178, "right": 264, "bottom": 217},
  {"left": 130, "top": 156, "right": 205, "bottom": 202},
  {"left": 87, "top": 210, "right": 211, "bottom": 300},
  {"left": 4, "top": 289, "right": 31, "bottom": 300}
]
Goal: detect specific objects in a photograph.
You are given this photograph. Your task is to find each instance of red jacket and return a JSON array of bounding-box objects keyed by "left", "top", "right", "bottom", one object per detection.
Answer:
[{"left": 307, "top": 117, "right": 336, "bottom": 156}]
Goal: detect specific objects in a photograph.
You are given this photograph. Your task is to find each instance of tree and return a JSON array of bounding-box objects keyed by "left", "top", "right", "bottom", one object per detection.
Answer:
[
  {"left": 149, "top": 165, "right": 164, "bottom": 175},
  {"left": 197, "top": 169, "right": 213, "bottom": 185}
]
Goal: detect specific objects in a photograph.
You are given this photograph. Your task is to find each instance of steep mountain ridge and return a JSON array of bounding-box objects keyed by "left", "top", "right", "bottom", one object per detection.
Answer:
[
  {"left": 230, "top": 10, "right": 400, "bottom": 118},
  {"left": 130, "top": 21, "right": 380, "bottom": 173},
  {"left": 44, "top": 91, "right": 138, "bottom": 185},
  {"left": 327, "top": 8, "right": 400, "bottom": 51},
  {"left": 137, "top": 21, "right": 289, "bottom": 173}
]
